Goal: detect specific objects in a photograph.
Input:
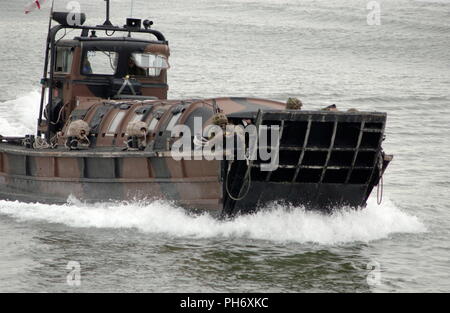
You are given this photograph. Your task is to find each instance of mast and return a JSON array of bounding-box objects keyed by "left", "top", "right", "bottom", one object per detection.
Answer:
[
  {"left": 37, "top": 0, "right": 55, "bottom": 137},
  {"left": 103, "top": 0, "right": 112, "bottom": 26}
]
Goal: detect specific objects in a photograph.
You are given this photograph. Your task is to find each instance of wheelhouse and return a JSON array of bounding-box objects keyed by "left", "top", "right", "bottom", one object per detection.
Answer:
[{"left": 39, "top": 11, "right": 170, "bottom": 140}]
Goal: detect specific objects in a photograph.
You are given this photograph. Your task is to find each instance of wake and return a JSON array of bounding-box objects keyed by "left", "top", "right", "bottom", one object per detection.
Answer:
[
  {"left": 0, "top": 90, "right": 40, "bottom": 136},
  {"left": 0, "top": 197, "right": 425, "bottom": 245}
]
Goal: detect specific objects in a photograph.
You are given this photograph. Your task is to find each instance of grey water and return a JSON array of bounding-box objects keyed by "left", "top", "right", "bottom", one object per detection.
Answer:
[{"left": 0, "top": 0, "right": 448, "bottom": 292}]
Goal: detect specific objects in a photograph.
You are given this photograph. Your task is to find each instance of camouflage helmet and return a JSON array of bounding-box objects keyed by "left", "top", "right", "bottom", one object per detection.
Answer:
[
  {"left": 286, "top": 97, "right": 302, "bottom": 110},
  {"left": 212, "top": 112, "right": 228, "bottom": 127}
]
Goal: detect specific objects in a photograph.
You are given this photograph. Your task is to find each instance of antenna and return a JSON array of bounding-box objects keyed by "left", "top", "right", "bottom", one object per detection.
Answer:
[
  {"left": 103, "top": 0, "right": 112, "bottom": 26},
  {"left": 37, "top": 0, "right": 55, "bottom": 137},
  {"left": 130, "top": 0, "right": 135, "bottom": 17}
]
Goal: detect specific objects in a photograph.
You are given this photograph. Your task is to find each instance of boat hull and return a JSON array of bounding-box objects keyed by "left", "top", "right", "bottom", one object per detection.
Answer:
[
  {"left": 0, "top": 109, "right": 391, "bottom": 216},
  {"left": 0, "top": 146, "right": 390, "bottom": 217},
  {"left": 0, "top": 148, "right": 222, "bottom": 213}
]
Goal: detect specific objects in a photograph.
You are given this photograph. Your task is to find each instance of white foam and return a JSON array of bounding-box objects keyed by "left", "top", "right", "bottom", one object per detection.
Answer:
[
  {"left": 0, "top": 196, "right": 425, "bottom": 245},
  {"left": 0, "top": 90, "right": 41, "bottom": 136}
]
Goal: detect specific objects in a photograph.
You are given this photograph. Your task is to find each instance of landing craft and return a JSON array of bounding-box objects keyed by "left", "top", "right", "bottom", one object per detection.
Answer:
[{"left": 0, "top": 1, "right": 392, "bottom": 216}]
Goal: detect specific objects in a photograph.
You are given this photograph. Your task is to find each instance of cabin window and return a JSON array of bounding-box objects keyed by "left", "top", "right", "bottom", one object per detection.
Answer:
[
  {"left": 83, "top": 50, "right": 118, "bottom": 75},
  {"left": 130, "top": 53, "right": 169, "bottom": 77},
  {"left": 55, "top": 47, "right": 73, "bottom": 73}
]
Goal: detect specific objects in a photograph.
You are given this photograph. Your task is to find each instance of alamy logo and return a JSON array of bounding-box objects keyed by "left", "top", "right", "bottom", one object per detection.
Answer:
[
  {"left": 367, "top": 1, "right": 381, "bottom": 26},
  {"left": 351, "top": 260, "right": 382, "bottom": 287},
  {"left": 170, "top": 117, "right": 281, "bottom": 171},
  {"left": 366, "top": 260, "right": 381, "bottom": 286},
  {"left": 66, "top": 261, "right": 81, "bottom": 287},
  {"left": 66, "top": 1, "right": 82, "bottom": 26}
]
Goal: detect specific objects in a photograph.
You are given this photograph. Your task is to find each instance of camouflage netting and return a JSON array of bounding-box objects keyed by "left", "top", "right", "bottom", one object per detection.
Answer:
[
  {"left": 126, "top": 121, "right": 148, "bottom": 137},
  {"left": 66, "top": 120, "right": 90, "bottom": 139}
]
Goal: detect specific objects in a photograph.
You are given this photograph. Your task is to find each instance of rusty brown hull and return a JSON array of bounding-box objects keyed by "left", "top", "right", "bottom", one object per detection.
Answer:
[{"left": 0, "top": 146, "right": 223, "bottom": 214}]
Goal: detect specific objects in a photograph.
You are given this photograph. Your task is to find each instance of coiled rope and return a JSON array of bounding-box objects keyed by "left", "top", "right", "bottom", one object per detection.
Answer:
[
  {"left": 33, "top": 137, "right": 51, "bottom": 149},
  {"left": 225, "top": 153, "right": 252, "bottom": 202}
]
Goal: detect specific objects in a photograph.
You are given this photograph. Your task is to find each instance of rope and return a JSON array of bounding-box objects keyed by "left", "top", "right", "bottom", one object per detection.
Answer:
[
  {"left": 224, "top": 109, "right": 262, "bottom": 202},
  {"left": 225, "top": 154, "right": 252, "bottom": 202},
  {"left": 33, "top": 137, "right": 51, "bottom": 149},
  {"left": 50, "top": 102, "right": 67, "bottom": 125},
  {"left": 49, "top": 132, "right": 61, "bottom": 147}
]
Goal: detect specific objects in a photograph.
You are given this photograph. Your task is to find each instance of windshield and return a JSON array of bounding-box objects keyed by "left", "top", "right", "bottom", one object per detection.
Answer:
[
  {"left": 131, "top": 53, "right": 169, "bottom": 77},
  {"left": 55, "top": 47, "right": 73, "bottom": 73},
  {"left": 83, "top": 50, "right": 118, "bottom": 75}
]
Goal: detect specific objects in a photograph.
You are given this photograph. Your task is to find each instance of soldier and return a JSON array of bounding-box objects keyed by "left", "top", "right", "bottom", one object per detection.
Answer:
[
  {"left": 322, "top": 104, "right": 338, "bottom": 111},
  {"left": 82, "top": 58, "right": 93, "bottom": 74},
  {"left": 128, "top": 57, "right": 147, "bottom": 76},
  {"left": 212, "top": 112, "right": 229, "bottom": 130}
]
